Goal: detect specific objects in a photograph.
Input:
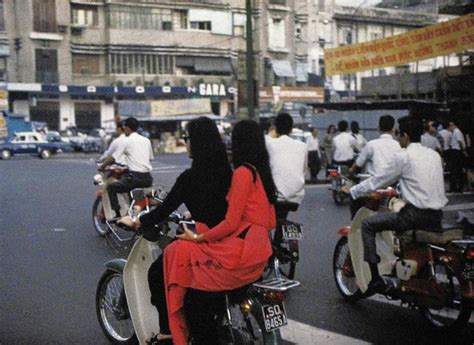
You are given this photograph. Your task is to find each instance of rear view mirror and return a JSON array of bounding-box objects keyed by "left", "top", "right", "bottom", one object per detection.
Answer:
[
  {"left": 153, "top": 187, "right": 168, "bottom": 201},
  {"left": 131, "top": 188, "right": 145, "bottom": 201}
]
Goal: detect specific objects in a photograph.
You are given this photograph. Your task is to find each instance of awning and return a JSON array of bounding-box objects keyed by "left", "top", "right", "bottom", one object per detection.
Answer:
[
  {"left": 296, "top": 63, "right": 309, "bottom": 82},
  {"left": 176, "top": 56, "right": 232, "bottom": 73},
  {"left": 138, "top": 114, "right": 222, "bottom": 122},
  {"left": 272, "top": 60, "right": 295, "bottom": 78},
  {"left": 194, "top": 57, "right": 232, "bottom": 73}
]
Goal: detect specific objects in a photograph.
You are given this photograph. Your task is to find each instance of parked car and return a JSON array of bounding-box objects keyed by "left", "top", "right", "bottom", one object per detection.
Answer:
[
  {"left": 45, "top": 131, "right": 74, "bottom": 153},
  {"left": 0, "top": 132, "right": 64, "bottom": 159}
]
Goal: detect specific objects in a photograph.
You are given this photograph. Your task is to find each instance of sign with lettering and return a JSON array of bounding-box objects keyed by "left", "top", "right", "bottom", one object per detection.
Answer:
[
  {"left": 324, "top": 13, "right": 474, "bottom": 76},
  {"left": 151, "top": 98, "right": 211, "bottom": 117},
  {"left": 259, "top": 86, "right": 324, "bottom": 102}
]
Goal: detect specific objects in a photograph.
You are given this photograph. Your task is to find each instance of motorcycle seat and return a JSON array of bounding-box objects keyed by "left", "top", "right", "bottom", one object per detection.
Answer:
[
  {"left": 276, "top": 201, "right": 299, "bottom": 212},
  {"left": 402, "top": 227, "right": 464, "bottom": 244}
]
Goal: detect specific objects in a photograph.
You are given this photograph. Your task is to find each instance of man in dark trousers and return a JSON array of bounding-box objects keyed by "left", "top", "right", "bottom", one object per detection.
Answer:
[{"left": 350, "top": 116, "right": 448, "bottom": 294}]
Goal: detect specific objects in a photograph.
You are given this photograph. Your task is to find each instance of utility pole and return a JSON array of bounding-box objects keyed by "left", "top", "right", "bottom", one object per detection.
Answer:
[{"left": 246, "top": 0, "right": 255, "bottom": 119}]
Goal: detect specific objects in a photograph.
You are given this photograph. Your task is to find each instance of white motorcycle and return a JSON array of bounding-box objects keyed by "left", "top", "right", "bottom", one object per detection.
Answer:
[{"left": 96, "top": 189, "right": 300, "bottom": 344}]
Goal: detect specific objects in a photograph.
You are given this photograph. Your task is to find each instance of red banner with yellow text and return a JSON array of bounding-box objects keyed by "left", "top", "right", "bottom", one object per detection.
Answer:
[{"left": 324, "top": 13, "right": 474, "bottom": 76}]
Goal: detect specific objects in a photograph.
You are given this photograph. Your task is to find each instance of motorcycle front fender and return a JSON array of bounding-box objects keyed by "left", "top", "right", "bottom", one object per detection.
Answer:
[{"left": 104, "top": 258, "right": 127, "bottom": 274}]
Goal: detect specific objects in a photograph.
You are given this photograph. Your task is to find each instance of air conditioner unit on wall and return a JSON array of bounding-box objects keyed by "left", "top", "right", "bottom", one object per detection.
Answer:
[{"left": 71, "top": 26, "right": 83, "bottom": 35}]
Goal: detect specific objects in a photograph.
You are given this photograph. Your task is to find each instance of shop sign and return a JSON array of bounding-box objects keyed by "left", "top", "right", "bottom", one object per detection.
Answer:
[
  {"left": 151, "top": 98, "right": 211, "bottom": 117},
  {"left": 259, "top": 86, "right": 324, "bottom": 103},
  {"left": 0, "top": 114, "right": 7, "bottom": 138}
]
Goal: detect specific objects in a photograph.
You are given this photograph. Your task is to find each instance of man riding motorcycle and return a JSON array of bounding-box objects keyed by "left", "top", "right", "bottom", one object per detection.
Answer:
[
  {"left": 100, "top": 117, "right": 154, "bottom": 220},
  {"left": 348, "top": 116, "right": 448, "bottom": 294}
]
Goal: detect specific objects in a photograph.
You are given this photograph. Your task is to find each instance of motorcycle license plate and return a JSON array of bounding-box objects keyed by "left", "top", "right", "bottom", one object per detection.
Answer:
[
  {"left": 261, "top": 302, "right": 288, "bottom": 332},
  {"left": 281, "top": 223, "right": 303, "bottom": 240},
  {"left": 463, "top": 261, "right": 474, "bottom": 280}
]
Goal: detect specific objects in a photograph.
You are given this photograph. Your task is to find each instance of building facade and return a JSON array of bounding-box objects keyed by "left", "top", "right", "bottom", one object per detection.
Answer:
[{"left": 4, "top": 0, "right": 251, "bottom": 131}]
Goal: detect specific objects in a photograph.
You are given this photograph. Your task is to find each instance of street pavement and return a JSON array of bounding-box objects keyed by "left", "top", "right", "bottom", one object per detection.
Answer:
[{"left": 1, "top": 153, "right": 473, "bottom": 344}]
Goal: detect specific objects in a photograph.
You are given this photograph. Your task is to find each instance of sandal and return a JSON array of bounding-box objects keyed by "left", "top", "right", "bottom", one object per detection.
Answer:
[{"left": 146, "top": 333, "right": 173, "bottom": 345}]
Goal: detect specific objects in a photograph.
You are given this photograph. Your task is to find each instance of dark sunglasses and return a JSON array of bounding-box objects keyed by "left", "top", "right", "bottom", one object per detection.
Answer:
[{"left": 182, "top": 134, "right": 189, "bottom": 143}]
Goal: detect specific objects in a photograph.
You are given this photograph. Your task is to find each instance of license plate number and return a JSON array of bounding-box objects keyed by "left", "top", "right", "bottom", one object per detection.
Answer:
[
  {"left": 462, "top": 261, "right": 474, "bottom": 280},
  {"left": 262, "top": 302, "right": 288, "bottom": 332},
  {"left": 281, "top": 223, "right": 303, "bottom": 240}
]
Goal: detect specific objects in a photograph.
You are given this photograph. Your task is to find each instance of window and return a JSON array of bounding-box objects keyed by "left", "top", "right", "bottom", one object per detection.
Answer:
[
  {"left": 72, "top": 5, "right": 98, "bottom": 26},
  {"left": 0, "top": 0, "right": 4, "bottom": 31},
  {"left": 33, "top": 0, "right": 57, "bottom": 32},
  {"left": 72, "top": 54, "right": 100, "bottom": 74},
  {"left": 35, "top": 49, "right": 58, "bottom": 83},
  {"left": 0, "top": 57, "right": 6, "bottom": 81},
  {"left": 270, "top": 0, "right": 286, "bottom": 5},
  {"left": 269, "top": 18, "right": 285, "bottom": 48},
  {"left": 190, "top": 21, "right": 211, "bottom": 31},
  {"left": 108, "top": 54, "right": 174, "bottom": 75},
  {"left": 109, "top": 6, "right": 172, "bottom": 30}
]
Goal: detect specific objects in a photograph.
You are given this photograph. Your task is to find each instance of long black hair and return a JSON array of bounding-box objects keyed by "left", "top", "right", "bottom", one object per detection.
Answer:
[
  {"left": 231, "top": 120, "right": 277, "bottom": 205},
  {"left": 187, "top": 117, "right": 232, "bottom": 183}
]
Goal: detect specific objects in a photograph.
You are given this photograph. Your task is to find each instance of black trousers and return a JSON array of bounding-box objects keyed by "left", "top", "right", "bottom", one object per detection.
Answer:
[
  {"left": 148, "top": 255, "right": 170, "bottom": 334},
  {"left": 350, "top": 197, "right": 367, "bottom": 220},
  {"left": 361, "top": 204, "right": 443, "bottom": 264},
  {"left": 332, "top": 159, "right": 354, "bottom": 168},
  {"left": 447, "top": 149, "right": 465, "bottom": 192},
  {"left": 308, "top": 151, "right": 321, "bottom": 182},
  {"left": 107, "top": 171, "right": 153, "bottom": 213}
]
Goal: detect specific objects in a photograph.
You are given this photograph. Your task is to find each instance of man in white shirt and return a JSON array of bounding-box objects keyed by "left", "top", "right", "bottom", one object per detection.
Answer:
[
  {"left": 332, "top": 120, "right": 358, "bottom": 167},
  {"left": 348, "top": 115, "right": 401, "bottom": 218},
  {"left": 101, "top": 117, "right": 154, "bottom": 219},
  {"left": 306, "top": 127, "right": 321, "bottom": 184},
  {"left": 350, "top": 121, "right": 367, "bottom": 152},
  {"left": 98, "top": 121, "right": 127, "bottom": 165},
  {"left": 266, "top": 113, "right": 307, "bottom": 219},
  {"left": 447, "top": 121, "right": 467, "bottom": 193},
  {"left": 421, "top": 122, "right": 442, "bottom": 154},
  {"left": 350, "top": 116, "right": 448, "bottom": 294}
]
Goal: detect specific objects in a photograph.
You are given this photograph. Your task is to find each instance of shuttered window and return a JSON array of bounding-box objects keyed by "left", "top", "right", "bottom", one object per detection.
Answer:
[
  {"left": 72, "top": 54, "right": 101, "bottom": 74},
  {"left": 33, "top": 0, "right": 57, "bottom": 32}
]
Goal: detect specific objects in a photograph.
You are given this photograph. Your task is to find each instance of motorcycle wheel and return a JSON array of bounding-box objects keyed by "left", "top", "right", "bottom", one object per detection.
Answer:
[
  {"left": 333, "top": 237, "right": 363, "bottom": 302},
  {"left": 418, "top": 261, "right": 472, "bottom": 330},
  {"left": 263, "top": 251, "right": 297, "bottom": 280},
  {"left": 333, "top": 191, "right": 345, "bottom": 205},
  {"left": 218, "top": 300, "right": 281, "bottom": 345},
  {"left": 93, "top": 197, "right": 110, "bottom": 236},
  {"left": 96, "top": 270, "right": 138, "bottom": 345}
]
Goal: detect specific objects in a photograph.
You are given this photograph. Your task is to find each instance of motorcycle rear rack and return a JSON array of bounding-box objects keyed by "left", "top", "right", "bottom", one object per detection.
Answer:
[{"left": 253, "top": 278, "right": 300, "bottom": 291}]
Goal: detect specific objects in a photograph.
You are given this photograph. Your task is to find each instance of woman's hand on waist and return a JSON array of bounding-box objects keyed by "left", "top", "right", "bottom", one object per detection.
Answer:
[{"left": 176, "top": 223, "right": 204, "bottom": 243}]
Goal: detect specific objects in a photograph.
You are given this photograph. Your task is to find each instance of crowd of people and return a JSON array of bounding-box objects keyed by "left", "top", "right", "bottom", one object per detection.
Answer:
[{"left": 96, "top": 112, "right": 471, "bottom": 344}]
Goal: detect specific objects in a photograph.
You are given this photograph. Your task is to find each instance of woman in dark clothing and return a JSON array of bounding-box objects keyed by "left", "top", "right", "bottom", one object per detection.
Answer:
[{"left": 122, "top": 117, "right": 232, "bottom": 344}]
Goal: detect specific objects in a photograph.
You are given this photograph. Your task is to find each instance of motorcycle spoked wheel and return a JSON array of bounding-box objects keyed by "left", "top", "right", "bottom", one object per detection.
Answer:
[
  {"left": 333, "top": 236, "right": 363, "bottom": 302},
  {"left": 217, "top": 301, "right": 281, "bottom": 345},
  {"left": 263, "top": 251, "right": 297, "bottom": 280},
  {"left": 333, "top": 190, "right": 347, "bottom": 206},
  {"left": 418, "top": 261, "right": 472, "bottom": 330},
  {"left": 96, "top": 270, "right": 138, "bottom": 345},
  {"left": 93, "top": 197, "right": 110, "bottom": 236}
]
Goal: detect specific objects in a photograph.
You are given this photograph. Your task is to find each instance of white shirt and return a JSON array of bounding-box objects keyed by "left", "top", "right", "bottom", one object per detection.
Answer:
[
  {"left": 421, "top": 133, "right": 441, "bottom": 152},
  {"left": 352, "top": 133, "right": 367, "bottom": 151},
  {"left": 355, "top": 133, "right": 401, "bottom": 176},
  {"left": 332, "top": 132, "right": 357, "bottom": 162},
  {"left": 449, "top": 128, "right": 465, "bottom": 150},
  {"left": 100, "top": 133, "right": 127, "bottom": 165},
  {"left": 266, "top": 135, "right": 308, "bottom": 204},
  {"left": 113, "top": 132, "right": 153, "bottom": 173},
  {"left": 306, "top": 136, "right": 320, "bottom": 154},
  {"left": 439, "top": 129, "right": 452, "bottom": 151},
  {"left": 351, "top": 143, "right": 448, "bottom": 210}
]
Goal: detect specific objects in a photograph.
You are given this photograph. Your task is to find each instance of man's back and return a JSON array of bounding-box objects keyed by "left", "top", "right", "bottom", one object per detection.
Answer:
[
  {"left": 267, "top": 135, "right": 307, "bottom": 203},
  {"left": 421, "top": 133, "right": 441, "bottom": 152},
  {"left": 116, "top": 132, "right": 153, "bottom": 173},
  {"left": 333, "top": 132, "right": 357, "bottom": 162},
  {"left": 356, "top": 134, "right": 401, "bottom": 176}
]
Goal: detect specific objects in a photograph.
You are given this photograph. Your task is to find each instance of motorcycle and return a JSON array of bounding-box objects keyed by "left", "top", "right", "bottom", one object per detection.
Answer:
[
  {"left": 333, "top": 188, "right": 474, "bottom": 329},
  {"left": 265, "top": 201, "right": 303, "bottom": 280},
  {"left": 328, "top": 165, "right": 353, "bottom": 205},
  {"left": 92, "top": 164, "right": 159, "bottom": 244},
  {"left": 96, "top": 189, "right": 301, "bottom": 345}
]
